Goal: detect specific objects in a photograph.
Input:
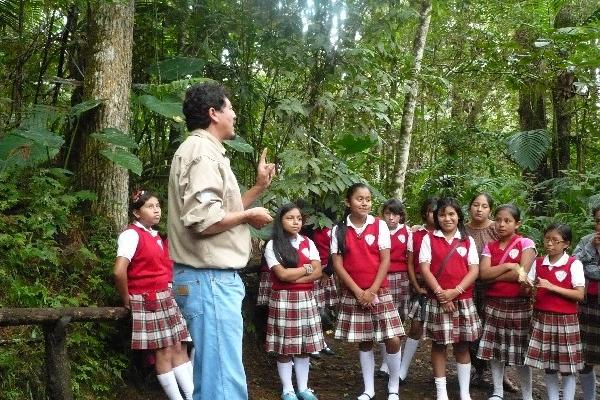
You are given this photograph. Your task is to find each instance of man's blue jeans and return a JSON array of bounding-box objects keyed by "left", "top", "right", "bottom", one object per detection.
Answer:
[{"left": 173, "top": 264, "right": 248, "bottom": 400}]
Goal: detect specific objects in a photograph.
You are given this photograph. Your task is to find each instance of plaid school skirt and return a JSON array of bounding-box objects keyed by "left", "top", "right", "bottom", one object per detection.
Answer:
[
  {"left": 334, "top": 288, "right": 405, "bottom": 343},
  {"left": 256, "top": 270, "right": 272, "bottom": 306},
  {"left": 424, "top": 298, "right": 481, "bottom": 345},
  {"left": 130, "top": 289, "right": 191, "bottom": 350},
  {"left": 265, "top": 289, "right": 325, "bottom": 355},
  {"left": 477, "top": 297, "right": 532, "bottom": 365},
  {"left": 524, "top": 311, "right": 584, "bottom": 374},
  {"left": 579, "top": 295, "right": 600, "bottom": 364},
  {"left": 388, "top": 271, "right": 411, "bottom": 320},
  {"left": 313, "top": 274, "right": 339, "bottom": 308}
]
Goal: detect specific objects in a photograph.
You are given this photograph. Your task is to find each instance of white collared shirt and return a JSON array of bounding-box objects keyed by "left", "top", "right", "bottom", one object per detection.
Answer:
[
  {"left": 116, "top": 221, "right": 162, "bottom": 261},
  {"left": 528, "top": 252, "right": 585, "bottom": 287},
  {"left": 330, "top": 214, "right": 391, "bottom": 253},
  {"left": 264, "top": 235, "right": 320, "bottom": 269},
  {"left": 418, "top": 229, "right": 479, "bottom": 265},
  {"left": 407, "top": 225, "right": 427, "bottom": 252}
]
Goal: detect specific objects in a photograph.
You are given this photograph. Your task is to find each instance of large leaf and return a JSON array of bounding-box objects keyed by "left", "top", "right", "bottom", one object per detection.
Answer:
[
  {"left": 138, "top": 94, "right": 184, "bottom": 122},
  {"left": 506, "top": 129, "right": 551, "bottom": 171},
  {"left": 224, "top": 136, "right": 254, "bottom": 153},
  {"left": 334, "top": 133, "right": 377, "bottom": 154},
  {"left": 0, "top": 133, "right": 60, "bottom": 167},
  {"left": 146, "top": 57, "right": 204, "bottom": 82},
  {"left": 69, "top": 99, "right": 103, "bottom": 117},
  {"left": 14, "top": 127, "right": 64, "bottom": 148},
  {"left": 99, "top": 148, "right": 143, "bottom": 176},
  {"left": 91, "top": 128, "right": 138, "bottom": 149}
]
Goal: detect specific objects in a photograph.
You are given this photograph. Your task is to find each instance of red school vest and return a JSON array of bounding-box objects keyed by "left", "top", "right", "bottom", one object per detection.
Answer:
[
  {"left": 271, "top": 236, "right": 314, "bottom": 291},
  {"left": 389, "top": 225, "right": 409, "bottom": 273},
  {"left": 534, "top": 256, "right": 578, "bottom": 314},
  {"left": 312, "top": 227, "right": 331, "bottom": 267},
  {"left": 343, "top": 218, "right": 388, "bottom": 290},
  {"left": 427, "top": 233, "right": 473, "bottom": 300},
  {"left": 411, "top": 228, "right": 430, "bottom": 275},
  {"left": 127, "top": 224, "right": 173, "bottom": 294},
  {"left": 486, "top": 235, "right": 528, "bottom": 298}
]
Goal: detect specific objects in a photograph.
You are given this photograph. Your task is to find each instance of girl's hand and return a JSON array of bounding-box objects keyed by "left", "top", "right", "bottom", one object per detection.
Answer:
[
  {"left": 436, "top": 289, "right": 457, "bottom": 303},
  {"left": 360, "top": 290, "right": 376, "bottom": 306},
  {"left": 535, "top": 277, "right": 554, "bottom": 291},
  {"left": 440, "top": 300, "right": 456, "bottom": 313},
  {"left": 414, "top": 286, "right": 427, "bottom": 296},
  {"left": 122, "top": 298, "right": 131, "bottom": 310}
]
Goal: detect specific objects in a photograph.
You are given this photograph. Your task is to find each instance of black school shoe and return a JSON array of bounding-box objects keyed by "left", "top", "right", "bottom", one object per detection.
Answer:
[{"left": 320, "top": 347, "right": 335, "bottom": 356}]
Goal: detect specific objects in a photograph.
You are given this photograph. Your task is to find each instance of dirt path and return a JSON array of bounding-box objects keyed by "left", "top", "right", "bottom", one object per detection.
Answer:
[{"left": 120, "top": 329, "right": 593, "bottom": 400}]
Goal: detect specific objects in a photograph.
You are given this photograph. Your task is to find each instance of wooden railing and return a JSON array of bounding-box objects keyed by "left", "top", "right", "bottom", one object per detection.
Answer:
[{"left": 0, "top": 307, "right": 130, "bottom": 400}]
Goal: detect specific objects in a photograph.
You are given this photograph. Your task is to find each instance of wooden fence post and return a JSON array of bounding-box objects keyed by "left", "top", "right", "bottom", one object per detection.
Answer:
[{"left": 43, "top": 316, "right": 73, "bottom": 400}]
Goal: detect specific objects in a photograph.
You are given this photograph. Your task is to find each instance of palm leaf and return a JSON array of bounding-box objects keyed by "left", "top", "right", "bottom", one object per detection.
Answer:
[{"left": 506, "top": 129, "right": 551, "bottom": 171}]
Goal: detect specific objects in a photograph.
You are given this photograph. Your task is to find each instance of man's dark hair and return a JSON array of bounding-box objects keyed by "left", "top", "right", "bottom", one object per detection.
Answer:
[{"left": 183, "top": 82, "right": 229, "bottom": 131}]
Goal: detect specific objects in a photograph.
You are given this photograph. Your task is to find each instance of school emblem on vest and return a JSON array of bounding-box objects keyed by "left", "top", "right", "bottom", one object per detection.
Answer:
[
  {"left": 398, "top": 234, "right": 406, "bottom": 243},
  {"left": 555, "top": 270, "right": 567, "bottom": 282},
  {"left": 301, "top": 248, "right": 311, "bottom": 258},
  {"left": 509, "top": 249, "right": 519, "bottom": 259},
  {"left": 456, "top": 246, "right": 467, "bottom": 257},
  {"left": 364, "top": 234, "right": 375, "bottom": 246}
]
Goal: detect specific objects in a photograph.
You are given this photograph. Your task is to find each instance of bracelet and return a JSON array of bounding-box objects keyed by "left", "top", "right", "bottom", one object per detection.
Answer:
[
  {"left": 368, "top": 290, "right": 377, "bottom": 296},
  {"left": 434, "top": 287, "right": 443, "bottom": 295},
  {"left": 455, "top": 285, "right": 465, "bottom": 294}
]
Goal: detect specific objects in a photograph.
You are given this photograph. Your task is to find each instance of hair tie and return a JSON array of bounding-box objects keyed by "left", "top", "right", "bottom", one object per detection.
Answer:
[{"left": 131, "top": 189, "right": 145, "bottom": 203}]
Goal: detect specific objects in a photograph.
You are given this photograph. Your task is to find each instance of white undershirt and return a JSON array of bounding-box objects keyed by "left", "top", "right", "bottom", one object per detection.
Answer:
[
  {"left": 418, "top": 229, "right": 479, "bottom": 265},
  {"left": 527, "top": 252, "right": 585, "bottom": 287},
  {"left": 264, "top": 235, "right": 320, "bottom": 269},
  {"left": 330, "top": 214, "right": 391, "bottom": 253},
  {"left": 116, "top": 221, "right": 162, "bottom": 261}
]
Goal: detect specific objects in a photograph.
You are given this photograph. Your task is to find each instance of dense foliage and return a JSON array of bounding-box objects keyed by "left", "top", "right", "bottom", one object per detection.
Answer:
[{"left": 0, "top": 0, "right": 599, "bottom": 398}]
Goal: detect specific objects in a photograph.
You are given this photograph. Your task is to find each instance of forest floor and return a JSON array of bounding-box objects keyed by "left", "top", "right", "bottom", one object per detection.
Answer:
[{"left": 117, "top": 328, "right": 593, "bottom": 400}]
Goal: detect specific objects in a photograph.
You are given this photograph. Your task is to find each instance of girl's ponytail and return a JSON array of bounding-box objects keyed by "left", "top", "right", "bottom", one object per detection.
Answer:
[{"left": 335, "top": 207, "right": 351, "bottom": 255}]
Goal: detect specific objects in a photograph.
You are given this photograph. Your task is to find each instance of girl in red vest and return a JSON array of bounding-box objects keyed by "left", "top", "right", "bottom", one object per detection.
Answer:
[
  {"left": 573, "top": 205, "right": 600, "bottom": 400},
  {"left": 419, "top": 197, "right": 481, "bottom": 400},
  {"left": 377, "top": 198, "right": 411, "bottom": 379},
  {"left": 397, "top": 197, "right": 437, "bottom": 383},
  {"left": 477, "top": 204, "right": 537, "bottom": 400},
  {"left": 523, "top": 223, "right": 585, "bottom": 400},
  {"left": 332, "top": 183, "right": 405, "bottom": 400},
  {"left": 113, "top": 190, "right": 193, "bottom": 400},
  {"left": 264, "top": 203, "right": 324, "bottom": 400}
]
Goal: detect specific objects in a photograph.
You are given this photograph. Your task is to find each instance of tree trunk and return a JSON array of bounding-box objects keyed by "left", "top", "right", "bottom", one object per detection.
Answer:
[
  {"left": 393, "top": 0, "right": 432, "bottom": 200},
  {"left": 551, "top": 71, "right": 575, "bottom": 175},
  {"left": 76, "top": 0, "right": 135, "bottom": 231}
]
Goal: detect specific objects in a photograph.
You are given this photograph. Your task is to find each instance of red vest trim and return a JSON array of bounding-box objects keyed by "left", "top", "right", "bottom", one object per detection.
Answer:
[
  {"left": 486, "top": 235, "right": 528, "bottom": 298},
  {"left": 411, "top": 229, "right": 429, "bottom": 275},
  {"left": 533, "top": 256, "right": 578, "bottom": 314},
  {"left": 271, "top": 236, "right": 315, "bottom": 291},
  {"left": 427, "top": 233, "right": 472, "bottom": 300},
  {"left": 343, "top": 218, "right": 388, "bottom": 289},
  {"left": 389, "top": 225, "right": 409, "bottom": 273},
  {"left": 127, "top": 224, "right": 173, "bottom": 294}
]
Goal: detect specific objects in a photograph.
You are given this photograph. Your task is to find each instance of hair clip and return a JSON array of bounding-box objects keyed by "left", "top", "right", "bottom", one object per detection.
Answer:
[{"left": 132, "top": 189, "right": 145, "bottom": 203}]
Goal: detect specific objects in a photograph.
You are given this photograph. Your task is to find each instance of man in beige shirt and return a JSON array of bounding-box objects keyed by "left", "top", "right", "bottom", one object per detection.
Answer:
[{"left": 168, "top": 81, "right": 274, "bottom": 400}]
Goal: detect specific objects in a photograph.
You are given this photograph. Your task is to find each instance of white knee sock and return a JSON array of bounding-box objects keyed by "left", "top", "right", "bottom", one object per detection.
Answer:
[
  {"left": 359, "top": 349, "right": 375, "bottom": 397},
  {"left": 580, "top": 369, "right": 597, "bottom": 400},
  {"left": 294, "top": 356, "right": 310, "bottom": 392},
  {"left": 173, "top": 362, "right": 194, "bottom": 400},
  {"left": 456, "top": 362, "right": 471, "bottom": 400},
  {"left": 379, "top": 342, "right": 389, "bottom": 373},
  {"left": 157, "top": 371, "right": 184, "bottom": 400},
  {"left": 398, "top": 338, "right": 419, "bottom": 380},
  {"left": 515, "top": 365, "right": 532, "bottom": 400},
  {"left": 434, "top": 376, "right": 448, "bottom": 400},
  {"left": 277, "top": 360, "right": 295, "bottom": 394},
  {"left": 562, "top": 374, "right": 577, "bottom": 400},
  {"left": 385, "top": 350, "right": 402, "bottom": 394},
  {"left": 489, "top": 359, "right": 505, "bottom": 398},
  {"left": 544, "top": 372, "right": 560, "bottom": 400}
]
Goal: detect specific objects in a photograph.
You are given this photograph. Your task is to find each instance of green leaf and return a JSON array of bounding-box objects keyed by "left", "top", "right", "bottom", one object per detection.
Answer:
[
  {"left": 69, "top": 99, "right": 103, "bottom": 117},
  {"left": 146, "top": 57, "right": 204, "bottom": 81},
  {"left": 506, "top": 129, "right": 551, "bottom": 171},
  {"left": 14, "top": 127, "right": 64, "bottom": 148},
  {"left": 276, "top": 98, "right": 307, "bottom": 117},
  {"left": 99, "top": 148, "right": 143, "bottom": 176},
  {"left": 138, "top": 94, "right": 184, "bottom": 122},
  {"left": 224, "top": 136, "right": 254, "bottom": 153},
  {"left": 91, "top": 128, "right": 138, "bottom": 149},
  {"left": 335, "top": 133, "right": 377, "bottom": 154},
  {"left": 0, "top": 133, "right": 59, "bottom": 167}
]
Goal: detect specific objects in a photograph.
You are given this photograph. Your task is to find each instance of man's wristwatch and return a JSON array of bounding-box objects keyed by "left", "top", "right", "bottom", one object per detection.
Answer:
[{"left": 303, "top": 264, "right": 313, "bottom": 275}]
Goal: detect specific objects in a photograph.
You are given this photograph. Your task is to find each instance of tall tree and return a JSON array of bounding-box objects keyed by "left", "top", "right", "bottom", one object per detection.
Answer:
[
  {"left": 76, "top": 0, "right": 135, "bottom": 230},
  {"left": 393, "top": 0, "right": 432, "bottom": 200}
]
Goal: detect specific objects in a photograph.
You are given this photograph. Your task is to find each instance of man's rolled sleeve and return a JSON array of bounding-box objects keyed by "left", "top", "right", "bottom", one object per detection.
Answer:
[{"left": 179, "top": 156, "right": 226, "bottom": 233}]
